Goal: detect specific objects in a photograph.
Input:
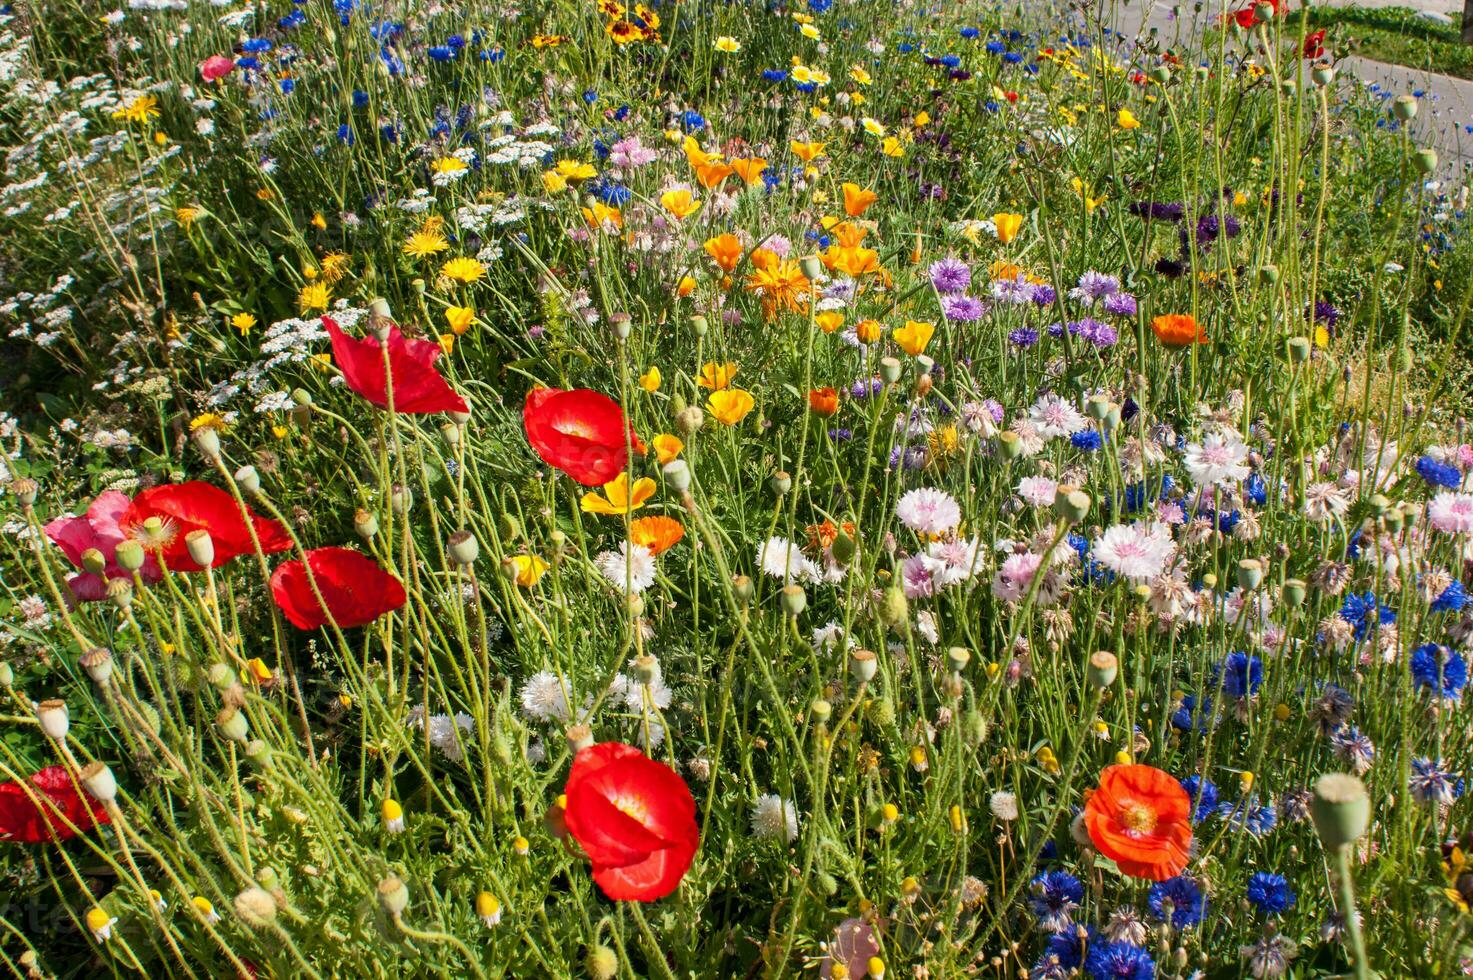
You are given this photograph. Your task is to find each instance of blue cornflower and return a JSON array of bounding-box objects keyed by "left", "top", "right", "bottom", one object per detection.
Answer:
[
  {"left": 427, "top": 45, "right": 456, "bottom": 61},
  {"left": 1245, "top": 872, "right": 1294, "bottom": 915},
  {"left": 1029, "top": 871, "right": 1084, "bottom": 933},
  {"left": 1215, "top": 652, "right": 1263, "bottom": 698},
  {"left": 1411, "top": 757, "right": 1465, "bottom": 804},
  {"left": 986, "top": 40, "right": 1006, "bottom": 54},
  {"left": 1171, "top": 695, "right": 1215, "bottom": 734},
  {"left": 1085, "top": 940, "right": 1155, "bottom": 980},
  {"left": 680, "top": 110, "right": 706, "bottom": 131},
  {"left": 1338, "top": 590, "right": 1395, "bottom": 641},
  {"left": 279, "top": 78, "right": 295, "bottom": 94},
  {"left": 241, "top": 37, "right": 273, "bottom": 53},
  {"left": 1245, "top": 471, "right": 1267, "bottom": 505},
  {"left": 1003, "top": 51, "right": 1023, "bottom": 63},
  {"left": 1179, "top": 775, "right": 1218, "bottom": 821},
  {"left": 1433, "top": 581, "right": 1469, "bottom": 613},
  {"left": 1147, "top": 876, "right": 1205, "bottom": 927},
  {"left": 1217, "top": 796, "right": 1277, "bottom": 836},
  {"left": 352, "top": 89, "right": 370, "bottom": 108},
  {"left": 1417, "top": 455, "right": 1462, "bottom": 489},
  {"left": 828, "top": 428, "right": 852, "bottom": 441},
  {"left": 1032, "top": 931, "right": 1085, "bottom": 978},
  {"left": 336, "top": 123, "right": 354, "bottom": 145},
  {"left": 960, "top": 26, "right": 980, "bottom": 38},
  {"left": 939, "top": 54, "right": 961, "bottom": 68},
  {"left": 594, "top": 182, "right": 631, "bottom": 206},
  {"left": 762, "top": 68, "right": 789, "bottom": 83},
  {"left": 1411, "top": 643, "right": 1467, "bottom": 699},
  {"left": 482, "top": 47, "right": 506, "bottom": 63},
  {"left": 1071, "top": 431, "right": 1103, "bottom": 452},
  {"left": 1009, "top": 327, "right": 1039, "bottom": 348}
]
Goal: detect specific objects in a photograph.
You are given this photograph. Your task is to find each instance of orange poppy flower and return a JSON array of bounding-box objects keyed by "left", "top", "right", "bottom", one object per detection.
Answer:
[
  {"left": 841, "top": 183, "right": 879, "bottom": 217},
  {"left": 704, "top": 234, "right": 744, "bottom": 273},
  {"left": 693, "top": 159, "right": 735, "bottom": 190},
  {"left": 730, "top": 157, "right": 768, "bottom": 185},
  {"left": 808, "top": 387, "right": 839, "bottom": 416},
  {"left": 1083, "top": 764, "right": 1192, "bottom": 881},
  {"left": 629, "top": 515, "right": 685, "bottom": 555},
  {"left": 1151, "top": 313, "right": 1207, "bottom": 348}
]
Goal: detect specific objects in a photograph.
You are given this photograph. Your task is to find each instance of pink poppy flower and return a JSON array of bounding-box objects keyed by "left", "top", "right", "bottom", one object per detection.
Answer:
[{"left": 44, "top": 491, "right": 160, "bottom": 602}]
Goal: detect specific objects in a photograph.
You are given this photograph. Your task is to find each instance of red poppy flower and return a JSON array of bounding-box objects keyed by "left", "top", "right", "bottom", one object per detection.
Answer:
[
  {"left": 120, "top": 482, "right": 291, "bottom": 573},
  {"left": 1084, "top": 764, "right": 1192, "bottom": 881},
  {"left": 323, "top": 315, "right": 470, "bottom": 415},
  {"left": 269, "top": 547, "right": 407, "bottom": 630},
  {"left": 0, "top": 766, "right": 111, "bottom": 843},
  {"left": 523, "top": 387, "right": 640, "bottom": 487},
  {"left": 562, "top": 743, "right": 699, "bottom": 901},
  {"left": 1303, "top": 29, "right": 1326, "bottom": 59}
]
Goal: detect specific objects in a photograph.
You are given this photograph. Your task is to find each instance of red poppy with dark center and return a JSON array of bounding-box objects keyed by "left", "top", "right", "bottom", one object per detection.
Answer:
[
  {"left": 523, "top": 387, "right": 641, "bottom": 486},
  {"left": 120, "top": 482, "right": 291, "bottom": 573},
  {"left": 270, "top": 547, "right": 407, "bottom": 630},
  {"left": 0, "top": 766, "right": 111, "bottom": 843},
  {"left": 562, "top": 742, "right": 699, "bottom": 901},
  {"left": 1084, "top": 764, "right": 1193, "bottom": 881},
  {"left": 1303, "top": 29, "right": 1326, "bottom": 59},
  {"left": 323, "top": 315, "right": 469, "bottom": 415}
]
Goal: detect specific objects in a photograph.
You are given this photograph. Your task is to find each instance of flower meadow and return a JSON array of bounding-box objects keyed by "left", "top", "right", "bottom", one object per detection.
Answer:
[{"left": 2, "top": 0, "right": 1473, "bottom": 976}]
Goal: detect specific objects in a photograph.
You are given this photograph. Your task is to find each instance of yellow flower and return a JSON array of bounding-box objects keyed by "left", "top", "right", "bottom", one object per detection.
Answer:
[
  {"left": 707, "top": 388, "right": 755, "bottom": 426},
  {"left": 992, "top": 212, "right": 1024, "bottom": 244},
  {"left": 894, "top": 319, "right": 935, "bottom": 356},
  {"left": 1116, "top": 107, "right": 1141, "bottom": 130},
  {"left": 445, "top": 306, "right": 476, "bottom": 335},
  {"left": 189, "top": 412, "right": 231, "bottom": 435},
  {"left": 639, "top": 366, "right": 661, "bottom": 392},
  {"left": 441, "top": 257, "right": 487, "bottom": 284},
  {"left": 438, "top": 333, "right": 455, "bottom": 354},
  {"left": 298, "top": 281, "right": 331, "bottom": 313},
  {"left": 554, "top": 159, "right": 597, "bottom": 181},
  {"left": 175, "top": 205, "right": 200, "bottom": 228},
  {"left": 404, "top": 228, "right": 450, "bottom": 258},
  {"left": 542, "top": 171, "right": 568, "bottom": 194},
  {"left": 652, "top": 433, "right": 683, "bottom": 464},
  {"left": 229, "top": 312, "right": 256, "bottom": 336},
  {"left": 242, "top": 658, "right": 274, "bottom": 684},
  {"left": 697, "top": 360, "right": 738, "bottom": 390},
  {"left": 714, "top": 35, "right": 741, "bottom": 52},
  {"left": 659, "top": 188, "right": 701, "bottom": 220},
  {"left": 790, "top": 140, "right": 825, "bottom": 162},
  {"left": 816, "top": 310, "right": 844, "bottom": 334},
  {"left": 861, "top": 117, "right": 885, "bottom": 137},
  {"left": 914, "top": 109, "right": 930, "bottom": 127},
  {"left": 508, "top": 554, "right": 550, "bottom": 587},
  {"left": 580, "top": 472, "right": 657, "bottom": 516},
  {"left": 112, "top": 94, "right": 160, "bottom": 124},
  {"left": 855, "top": 319, "right": 883, "bottom": 344},
  {"left": 432, "top": 157, "right": 468, "bottom": 177},
  {"left": 799, "top": 22, "right": 821, "bottom": 39},
  {"left": 850, "top": 66, "right": 872, "bottom": 85},
  {"left": 880, "top": 136, "right": 905, "bottom": 158}
]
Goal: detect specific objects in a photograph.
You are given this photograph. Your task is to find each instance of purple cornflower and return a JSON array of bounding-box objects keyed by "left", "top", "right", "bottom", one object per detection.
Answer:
[
  {"left": 1307, "top": 300, "right": 1340, "bottom": 326},
  {"left": 1129, "top": 200, "right": 1185, "bottom": 222},
  {"left": 1009, "top": 327, "right": 1039, "bottom": 348},
  {"left": 928, "top": 257, "right": 971, "bottom": 294},
  {"left": 888, "top": 446, "right": 929, "bottom": 470},
  {"left": 941, "top": 294, "right": 986, "bottom": 321},
  {"left": 1071, "top": 317, "right": 1118, "bottom": 348},
  {"left": 990, "top": 275, "right": 1034, "bottom": 305},
  {"left": 1102, "top": 291, "right": 1138, "bottom": 316},
  {"left": 1069, "top": 270, "right": 1120, "bottom": 302},
  {"left": 1028, "top": 283, "right": 1057, "bottom": 305},
  {"left": 850, "top": 377, "right": 884, "bottom": 399}
]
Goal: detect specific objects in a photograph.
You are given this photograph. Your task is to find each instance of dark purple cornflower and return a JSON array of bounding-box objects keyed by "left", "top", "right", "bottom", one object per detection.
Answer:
[
  {"left": 928, "top": 257, "right": 971, "bottom": 294},
  {"left": 828, "top": 427, "right": 853, "bottom": 442},
  {"left": 1028, "top": 283, "right": 1057, "bottom": 305},
  {"left": 1129, "top": 201, "right": 1185, "bottom": 222},
  {"left": 940, "top": 294, "right": 986, "bottom": 321},
  {"left": 1154, "top": 258, "right": 1186, "bottom": 278},
  {"left": 888, "top": 446, "right": 929, "bottom": 470},
  {"left": 1306, "top": 300, "right": 1340, "bottom": 326},
  {"left": 850, "top": 377, "right": 884, "bottom": 399},
  {"left": 1009, "top": 327, "right": 1039, "bottom": 348},
  {"left": 1102, "top": 291, "right": 1138, "bottom": 316}
]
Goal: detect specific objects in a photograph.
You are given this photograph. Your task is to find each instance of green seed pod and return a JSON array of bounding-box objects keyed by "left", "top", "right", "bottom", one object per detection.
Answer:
[
  {"left": 115, "top": 539, "right": 147, "bottom": 572},
  {"left": 770, "top": 471, "right": 792, "bottom": 497},
  {"left": 879, "top": 356, "right": 902, "bottom": 384},
  {"left": 377, "top": 876, "right": 409, "bottom": 917},
  {"left": 878, "top": 585, "right": 908, "bottom": 626},
  {"left": 850, "top": 649, "right": 878, "bottom": 683},
  {"left": 1311, "top": 772, "right": 1370, "bottom": 851},
  {"left": 1236, "top": 558, "right": 1263, "bottom": 591},
  {"left": 1055, "top": 489, "right": 1091, "bottom": 524},
  {"left": 1282, "top": 578, "right": 1307, "bottom": 606},
  {"left": 960, "top": 709, "right": 987, "bottom": 745},
  {"left": 867, "top": 696, "right": 896, "bottom": 727},
  {"left": 1258, "top": 264, "right": 1280, "bottom": 285},
  {"left": 997, "top": 431, "right": 1023, "bottom": 460},
  {"left": 732, "top": 574, "right": 755, "bottom": 606},
  {"left": 1088, "top": 650, "right": 1118, "bottom": 690},
  {"left": 780, "top": 583, "right": 807, "bottom": 617},
  {"left": 1392, "top": 94, "right": 1419, "bottom": 121},
  {"left": 831, "top": 530, "right": 857, "bottom": 563},
  {"left": 1414, "top": 147, "right": 1439, "bottom": 175}
]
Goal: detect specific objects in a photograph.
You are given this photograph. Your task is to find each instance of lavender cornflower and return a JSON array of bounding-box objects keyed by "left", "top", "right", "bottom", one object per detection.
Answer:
[
  {"left": 1069, "top": 270, "right": 1120, "bottom": 303},
  {"left": 1307, "top": 299, "right": 1340, "bottom": 326},
  {"left": 1330, "top": 726, "right": 1376, "bottom": 774},
  {"left": 850, "top": 377, "right": 884, "bottom": 399},
  {"left": 1102, "top": 291, "right": 1138, "bottom": 316},
  {"left": 1010, "top": 327, "right": 1040, "bottom": 348},
  {"left": 1071, "top": 318, "right": 1118, "bottom": 348},
  {"left": 928, "top": 257, "right": 971, "bottom": 294},
  {"left": 1028, "top": 283, "right": 1057, "bottom": 305},
  {"left": 991, "top": 275, "right": 1035, "bottom": 305},
  {"left": 1129, "top": 200, "right": 1185, "bottom": 222},
  {"left": 940, "top": 294, "right": 986, "bottom": 321}
]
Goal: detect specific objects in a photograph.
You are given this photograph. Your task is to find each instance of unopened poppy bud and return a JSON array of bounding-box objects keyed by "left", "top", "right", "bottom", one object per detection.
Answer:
[
  {"left": 11, "top": 478, "right": 37, "bottom": 508},
  {"left": 448, "top": 530, "right": 479, "bottom": 566},
  {"left": 878, "top": 585, "right": 907, "bottom": 625},
  {"left": 831, "top": 530, "right": 856, "bottom": 563},
  {"left": 690, "top": 314, "right": 708, "bottom": 336},
  {"left": 1104, "top": 405, "right": 1122, "bottom": 432},
  {"left": 1312, "top": 63, "right": 1335, "bottom": 87},
  {"left": 1259, "top": 263, "right": 1280, "bottom": 285},
  {"left": 770, "top": 471, "right": 792, "bottom": 496},
  {"left": 1236, "top": 558, "right": 1263, "bottom": 591},
  {"left": 378, "top": 876, "right": 409, "bottom": 917},
  {"left": 1401, "top": 504, "right": 1419, "bottom": 530},
  {"left": 549, "top": 529, "right": 568, "bottom": 553},
  {"left": 850, "top": 648, "right": 878, "bottom": 683},
  {"left": 115, "top": 539, "right": 146, "bottom": 572},
  {"left": 1086, "top": 395, "right": 1111, "bottom": 421},
  {"left": 879, "top": 356, "right": 902, "bottom": 384},
  {"left": 566, "top": 723, "right": 593, "bottom": 752},
  {"left": 946, "top": 647, "right": 971, "bottom": 673},
  {"left": 1279, "top": 78, "right": 1296, "bottom": 98},
  {"left": 732, "top": 574, "right": 755, "bottom": 606},
  {"left": 586, "top": 944, "right": 619, "bottom": 980},
  {"left": 390, "top": 484, "right": 413, "bottom": 515},
  {"left": 192, "top": 425, "right": 221, "bottom": 458},
  {"left": 1287, "top": 335, "right": 1311, "bottom": 363},
  {"left": 632, "top": 655, "right": 659, "bottom": 685},
  {"left": 234, "top": 887, "right": 278, "bottom": 928},
  {"left": 1311, "top": 772, "right": 1370, "bottom": 851},
  {"left": 1150, "top": 65, "right": 1171, "bottom": 84},
  {"left": 448, "top": 404, "right": 472, "bottom": 425},
  {"left": 185, "top": 529, "right": 215, "bottom": 568},
  {"left": 1392, "top": 94, "right": 1418, "bottom": 120},
  {"left": 1201, "top": 572, "right": 1218, "bottom": 589},
  {"left": 1282, "top": 578, "right": 1306, "bottom": 606},
  {"left": 235, "top": 465, "right": 261, "bottom": 494},
  {"left": 1088, "top": 650, "right": 1118, "bottom": 689},
  {"left": 1384, "top": 508, "right": 1404, "bottom": 534},
  {"left": 36, "top": 700, "right": 68, "bottom": 740},
  {"left": 1055, "top": 488, "right": 1091, "bottom": 524},
  {"left": 1414, "top": 147, "right": 1438, "bottom": 174},
  {"left": 663, "top": 459, "right": 691, "bottom": 491},
  {"left": 217, "top": 707, "right": 249, "bottom": 742},
  {"left": 997, "top": 430, "right": 1022, "bottom": 460},
  {"left": 781, "top": 583, "right": 806, "bottom": 616},
  {"left": 440, "top": 422, "right": 461, "bottom": 447},
  {"left": 800, "top": 255, "right": 824, "bottom": 280},
  {"left": 609, "top": 312, "right": 632, "bottom": 340},
  {"left": 962, "top": 709, "right": 987, "bottom": 744},
  {"left": 626, "top": 593, "right": 645, "bottom": 619},
  {"left": 810, "top": 698, "right": 832, "bottom": 723},
  {"left": 80, "top": 761, "right": 118, "bottom": 803},
  {"left": 0, "top": 663, "right": 12, "bottom": 686},
  {"left": 354, "top": 509, "right": 378, "bottom": 541},
  {"left": 245, "top": 739, "right": 270, "bottom": 767},
  {"left": 675, "top": 406, "right": 705, "bottom": 435},
  {"left": 290, "top": 387, "right": 313, "bottom": 408},
  {"left": 81, "top": 647, "right": 114, "bottom": 685}
]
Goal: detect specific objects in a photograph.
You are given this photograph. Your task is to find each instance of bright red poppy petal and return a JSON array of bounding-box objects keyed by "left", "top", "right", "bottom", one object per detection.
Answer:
[
  {"left": 271, "top": 548, "right": 405, "bottom": 630},
  {"left": 523, "top": 389, "right": 632, "bottom": 486},
  {"left": 324, "top": 316, "right": 468, "bottom": 415},
  {"left": 590, "top": 837, "right": 697, "bottom": 901}
]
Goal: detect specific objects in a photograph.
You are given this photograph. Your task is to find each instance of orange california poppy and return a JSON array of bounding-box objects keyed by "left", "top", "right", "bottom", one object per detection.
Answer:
[
  {"left": 693, "top": 159, "right": 735, "bottom": 190},
  {"left": 730, "top": 157, "right": 768, "bottom": 185},
  {"left": 841, "top": 183, "right": 879, "bottom": 217},
  {"left": 1083, "top": 764, "right": 1192, "bottom": 881},
  {"left": 703, "top": 234, "right": 744, "bottom": 273},
  {"left": 808, "top": 387, "right": 839, "bottom": 416},
  {"left": 1150, "top": 313, "right": 1207, "bottom": 348},
  {"left": 629, "top": 516, "right": 685, "bottom": 555}
]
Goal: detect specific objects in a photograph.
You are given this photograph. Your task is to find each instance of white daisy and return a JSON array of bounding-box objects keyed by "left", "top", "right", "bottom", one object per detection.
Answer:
[{"left": 594, "top": 542, "right": 657, "bottom": 593}]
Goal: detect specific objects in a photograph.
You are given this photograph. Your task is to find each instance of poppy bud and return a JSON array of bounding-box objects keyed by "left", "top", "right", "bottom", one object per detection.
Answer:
[
  {"left": 770, "top": 471, "right": 792, "bottom": 497},
  {"left": 390, "top": 484, "right": 413, "bottom": 515},
  {"left": 291, "top": 388, "right": 313, "bottom": 408},
  {"left": 1236, "top": 558, "right": 1263, "bottom": 591},
  {"left": 245, "top": 739, "right": 271, "bottom": 768},
  {"left": 1088, "top": 650, "right": 1118, "bottom": 689},
  {"left": 0, "top": 663, "right": 12, "bottom": 686},
  {"left": 810, "top": 698, "right": 832, "bottom": 723},
  {"left": 945, "top": 647, "right": 971, "bottom": 673},
  {"left": 115, "top": 539, "right": 146, "bottom": 572},
  {"left": 961, "top": 709, "right": 987, "bottom": 745},
  {"left": 732, "top": 574, "right": 755, "bottom": 606},
  {"left": 816, "top": 870, "right": 839, "bottom": 895},
  {"left": 1279, "top": 78, "right": 1296, "bottom": 98},
  {"left": 676, "top": 406, "right": 705, "bottom": 435},
  {"left": 1392, "top": 94, "right": 1418, "bottom": 120},
  {"left": 1311, "top": 772, "right": 1370, "bottom": 851},
  {"left": 448, "top": 403, "right": 472, "bottom": 426},
  {"left": 217, "top": 707, "right": 249, "bottom": 742},
  {"left": 36, "top": 700, "right": 68, "bottom": 740},
  {"left": 81, "top": 647, "right": 114, "bottom": 686},
  {"left": 879, "top": 356, "right": 902, "bottom": 384},
  {"left": 185, "top": 529, "right": 215, "bottom": 568},
  {"left": 207, "top": 662, "right": 234, "bottom": 690},
  {"left": 878, "top": 585, "right": 907, "bottom": 625},
  {"left": 234, "top": 887, "right": 278, "bottom": 928},
  {"left": 781, "top": 584, "right": 806, "bottom": 616},
  {"left": 1104, "top": 405, "right": 1122, "bottom": 432},
  {"left": 690, "top": 314, "right": 708, "bottom": 337},
  {"left": 831, "top": 530, "right": 856, "bottom": 563},
  {"left": 586, "top": 945, "right": 619, "bottom": 980},
  {"left": 11, "top": 478, "right": 36, "bottom": 508},
  {"left": 448, "top": 530, "right": 479, "bottom": 566},
  {"left": 800, "top": 255, "right": 824, "bottom": 280},
  {"left": 663, "top": 459, "right": 692, "bottom": 491},
  {"left": 80, "top": 760, "right": 118, "bottom": 803},
  {"left": 1259, "top": 263, "right": 1280, "bottom": 284},
  {"left": 1055, "top": 488, "right": 1091, "bottom": 524},
  {"left": 378, "top": 876, "right": 409, "bottom": 917},
  {"left": 1150, "top": 65, "right": 1170, "bottom": 84},
  {"left": 868, "top": 696, "right": 896, "bottom": 726},
  {"left": 235, "top": 465, "right": 261, "bottom": 494},
  {"left": 1282, "top": 578, "right": 1306, "bottom": 606},
  {"left": 566, "top": 723, "right": 593, "bottom": 752},
  {"left": 997, "top": 431, "right": 1023, "bottom": 460},
  {"left": 850, "top": 649, "right": 878, "bottom": 683},
  {"left": 1414, "top": 147, "right": 1438, "bottom": 175}
]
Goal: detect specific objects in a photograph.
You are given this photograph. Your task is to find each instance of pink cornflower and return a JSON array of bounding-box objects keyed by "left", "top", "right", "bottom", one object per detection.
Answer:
[
  {"left": 896, "top": 488, "right": 961, "bottom": 536},
  {"left": 1429, "top": 492, "right": 1473, "bottom": 534},
  {"left": 1093, "top": 523, "right": 1176, "bottom": 582}
]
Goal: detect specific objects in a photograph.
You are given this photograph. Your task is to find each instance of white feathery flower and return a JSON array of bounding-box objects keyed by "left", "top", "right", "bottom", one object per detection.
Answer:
[
  {"left": 519, "top": 670, "right": 570, "bottom": 722},
  {"left": 896, "top": 487, "right": 962, "bottom": 536},
  {"left": 751, "top": 794, "right": 800, "bottom": 843},
  {"left": 757, "top": 536, "right": 819, "bottom": 582},
  {"left": 594, "top": 542, "right": 657, "bottom": 593},
  {"left": 1183, "top": 433, "right": 1250, "bottom": 487},
  {"left": 1093, "top": 523, "right": 1176, "bottom": 582}
]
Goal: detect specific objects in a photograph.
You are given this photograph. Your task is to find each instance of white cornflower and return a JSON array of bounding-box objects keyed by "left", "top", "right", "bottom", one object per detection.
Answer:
[
  {"left": 1428, "top": 491, "right": 1473, "bottom": 534},
  {"left": 811, "top": 620, "right": 852, "bottom": 653},
  {"left": 751, "top": 794, "right": 800, "bottom": 843},
  {"left": 989, "top": 791, "right": 1018, "bottom": 821},
  {"left": 1027, "top": 394, "right": 1087, "bottom": 440},
  {"left": 594, "top": 542, "right": 657, "bottom": 593},
  {"left": 1093, "top": 523, "right": 1176, "bottom": 582},
  {"left": 1183, "top": 433, "right": 1250, "bottom": 487},
  {"left": 1302, "top": 481, "right": 1351, "bottom": 524},
  {"left": 757, "top": 536, "right": 819, "bottom": 582},
  {"left": 896, "top": 487, "right": 961, "bottom": 536},
  {"left": 1016, "top": 476, "right": 1058, "bottom": 507},
  {"left": 518, "top": 670, "right": 571, "bottom": 722}
]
